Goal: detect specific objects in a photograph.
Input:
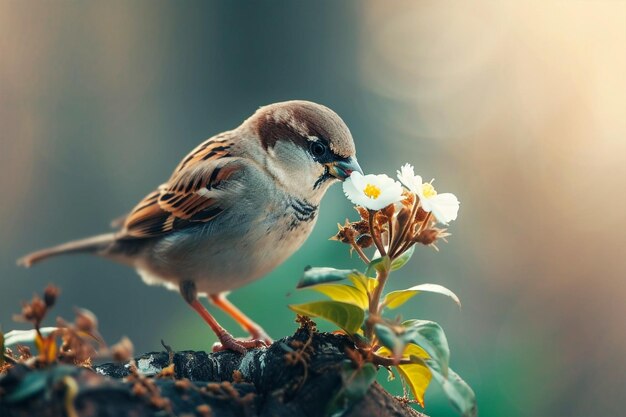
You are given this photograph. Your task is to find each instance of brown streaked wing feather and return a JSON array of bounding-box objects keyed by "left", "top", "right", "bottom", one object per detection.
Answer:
[
  {"left": 119, "top": 152, "right": 241, "bottom": 240},
  {"left": 110, "top": 189, "right": 160, "bottom": 229},
  {"left": 174, "top": 134, "right": 233, "bottom": 174},
  {"left": 159, "top": 160, "right": 240, "bottom": 221}
]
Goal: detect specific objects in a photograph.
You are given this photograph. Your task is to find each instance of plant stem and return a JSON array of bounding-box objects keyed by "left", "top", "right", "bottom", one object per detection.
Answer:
[
  {"left": 350, "top": 239, "right": 370, "bottom": 264},
  {"left": 369, "top": 210, "right": 386, "bottom": 257},
  {"left": 395, "top": 211, "right": 433, "bottom": 256},
  {"left": 370, "top": 353, "right": 415, "bottom": 367},
  {"left": 387, "top": 217, "right": 394, "bottom": 252},
  {"left": 390, "top": 198, "right": 420, "bottom": 258},
  {"left": 365, "top": 267, "right": 389, "bottom": 341},
  {"left": 2, "top": 354, "right": 17, "bottom": 364},
  {"left": 416, "top": 212, "right": 432, "bottom": 235}
]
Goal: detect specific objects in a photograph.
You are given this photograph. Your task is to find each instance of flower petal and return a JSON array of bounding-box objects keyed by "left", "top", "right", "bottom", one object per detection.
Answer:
[
  {"left": 349, "top": 171, "right": 367, "bottom": 191},
  {"left": 397, "top": 164, "right": 421, "bottom": 194},
  {"left": 343, "top": 172, "right": 404, "bottom": 210},
  {"left": 420, "top": 197, "right": 433, "bottom": 213},
  {"left": 343, "top": 176, "right": 363, "bottom": 206},
  {"left": 428, "top": 193, "right": 460, "bottom": 224}
]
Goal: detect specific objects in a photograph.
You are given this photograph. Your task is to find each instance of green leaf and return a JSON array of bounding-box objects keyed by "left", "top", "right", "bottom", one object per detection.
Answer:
[
  {"left": 366, "top": 255, "right": 391, "bottom": 276},
  {"left": 289, "top": 301, "right": 365, "bottom": 334},
  {"left": 6, "top": 372, "right": 48, "bottom": 403},
  {"left": 402, "top": 320, "right": 450, "bottom": 377},
  {"left": 307, "top": 283, "right": 369, "bottom": 309},
  {"left": 377, "top": 344, "right": 431, "bottom": 407},
  {"left": 390, "top": 245, "right": 415, "bottom": 271},
  {"left": 374, "top": 324, "right": 403, "bottom": 358},
  {"left": 383, "top": 283, "right": 461, "bottom": 310},
  {"left": 348, "top": 273, "right": 378, "bottom": 296},
  {"left": 6, "top": 365, "right": 78, "bottom": 403},
  {"left": 342, "top": 361, "right": 377, "bottom": 400},
  {"left": 327, "top": 361, "right": 377, "bottom": 417},
  {"left": 297, "top": 267, "right": 359, "bottom": 288},
  {"left": 347, "top": 273, "right": 367, "bottom": 294},
  {"left": 398, "top": 359, "right": 431, "bottom": 407},
  {"left": 427, "top": 361, "right": 477, "bottom": 417}
]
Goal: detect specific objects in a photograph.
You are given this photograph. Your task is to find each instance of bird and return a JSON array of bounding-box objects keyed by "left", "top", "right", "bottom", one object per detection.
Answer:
[{"left": 18, "top": 100, "right": 362, "bottom": 353}]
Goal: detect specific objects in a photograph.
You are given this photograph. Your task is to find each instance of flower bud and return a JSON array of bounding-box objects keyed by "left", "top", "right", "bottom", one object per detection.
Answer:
[
  {"left": 356, "top": 234, "right": 374, "bottom": 249},
  {"left": 355, "top": 206, "right": 369, "bottom": 220},
  {"left": 20, "top": 296, "right": 46, "bottom": 323},
  {"left": 415, "top": 207, "right": 429, "bottom": 222},
  {"left": 74, "top": 308, "right": 98, "bottom": 333},
  {"left": 331, "top": 220, "right": 358, "bottom": 243},
  {"left": 382, "top": 203, "right": 395, "bottom": 219},
  {"left": 351, "top": 220, "right": 370, "bottom": 235},
  {"left": 396, "top": 207, "right": 411, "bottom": 231},
  {"left": 401, "top": 190, "right": 415, "bottom": 207},
  {"left": 111, "top": 336, "right": 134, "bottom": 363},
  {"left": 375, "top": 211, "right": 390, "bottom": 225},
  {"left": 43, "top": 285, "right": 59, "bottom": 308},
  {"left": 19, "top": 304, "right": 36, "bottom": 322},
  {"left": 414, "top": 229, "right": 439, "bottom": 245}
]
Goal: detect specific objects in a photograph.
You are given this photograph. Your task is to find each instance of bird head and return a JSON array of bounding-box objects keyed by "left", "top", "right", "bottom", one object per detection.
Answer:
[{"left": 246, "top": 100, "right": 362, "bottom": 203}]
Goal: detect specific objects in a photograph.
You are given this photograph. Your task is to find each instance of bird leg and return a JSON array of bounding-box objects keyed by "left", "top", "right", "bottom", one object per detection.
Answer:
[
  {"left": 179, "top": 281, "right": 264, "bottom": 354},
  {"left": 209, "top": 293, "right": 273, "bottom": 344}
]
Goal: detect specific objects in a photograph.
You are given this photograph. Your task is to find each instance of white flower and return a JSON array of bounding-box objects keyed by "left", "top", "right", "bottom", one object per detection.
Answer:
[
  {"left": 343, "top": 172, "right": 404, "bottom": 210},
  {"left": 397, "top": 163, "right": 460, "bottom": 224}
]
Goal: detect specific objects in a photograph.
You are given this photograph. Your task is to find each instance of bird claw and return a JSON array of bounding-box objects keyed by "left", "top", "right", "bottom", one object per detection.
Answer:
[
  {"left": 249, "top": 330, "right": 273, "bottom": 346},
  {"left": 212, "top": 336, "right": 270, "bottom": 354}
]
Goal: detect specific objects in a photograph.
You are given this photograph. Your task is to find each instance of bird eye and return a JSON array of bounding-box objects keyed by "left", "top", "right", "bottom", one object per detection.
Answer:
[{"left": 310, "top": 141, "right": 327, "bottom": 157}]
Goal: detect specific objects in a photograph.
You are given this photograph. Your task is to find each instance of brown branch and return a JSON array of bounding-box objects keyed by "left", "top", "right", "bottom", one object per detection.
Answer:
[{"left": 0, "top": 330, "right": 426, "bottom": 417}]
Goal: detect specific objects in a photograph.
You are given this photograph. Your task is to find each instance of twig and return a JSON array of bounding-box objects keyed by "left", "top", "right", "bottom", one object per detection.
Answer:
[
  {"left": 390, "top": 199, "right": 420, "bottom": 258},
  {"left": 369, "top": 210, "right": 387, "bottom": 257},
  {"left": 349, "top": 238, "right": 371, "bottom": 264}
]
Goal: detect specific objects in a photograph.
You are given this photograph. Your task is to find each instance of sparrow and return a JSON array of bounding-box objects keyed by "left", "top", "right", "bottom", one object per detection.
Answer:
[{"left": 18, "top": 100, "right": 362, "bottom": 353}]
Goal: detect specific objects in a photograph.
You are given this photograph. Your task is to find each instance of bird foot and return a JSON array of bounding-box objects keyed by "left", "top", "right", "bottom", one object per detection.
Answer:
[
  {"left": 212, "top": 335, "right": 269, "bottom": 354},
  {"left": 249, "top": 329, "right": 273, "bottom": 346}
]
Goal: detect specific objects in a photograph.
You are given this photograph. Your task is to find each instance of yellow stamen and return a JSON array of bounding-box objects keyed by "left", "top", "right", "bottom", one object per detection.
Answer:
[
  {"left": 363, "top": 183, "right": 381, "bottom": 199},
  {"left": 422, "top": 183, "right": 437, "bottom": 198}
]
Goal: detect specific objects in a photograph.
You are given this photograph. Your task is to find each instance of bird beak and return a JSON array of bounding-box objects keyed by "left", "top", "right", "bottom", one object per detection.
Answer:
[{"left": 326, "top": 157, "right": 363, "bottom": 181}]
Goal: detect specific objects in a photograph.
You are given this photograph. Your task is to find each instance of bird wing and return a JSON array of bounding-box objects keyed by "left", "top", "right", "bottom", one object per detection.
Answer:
[{"left": 118, "top": 138, "right": 244, "bottom": 239}]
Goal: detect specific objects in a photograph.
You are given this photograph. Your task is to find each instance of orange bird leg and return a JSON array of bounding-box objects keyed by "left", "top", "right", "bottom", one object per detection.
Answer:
[
  {"left": 179, "top": 281, "right": 264, "bottom": 353},
  {"left": 209, "top": 293, "right": 272, "bottom": 344}
]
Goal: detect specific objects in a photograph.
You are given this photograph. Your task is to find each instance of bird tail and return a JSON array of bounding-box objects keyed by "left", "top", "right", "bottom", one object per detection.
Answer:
[{"left": 17, "top": 233, "right": 116, "bottom": 267}]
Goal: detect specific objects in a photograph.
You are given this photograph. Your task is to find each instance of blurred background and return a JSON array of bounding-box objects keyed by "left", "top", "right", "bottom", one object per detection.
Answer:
[{"left": 1, "top": 1, "right": 624, "bottom": 416}]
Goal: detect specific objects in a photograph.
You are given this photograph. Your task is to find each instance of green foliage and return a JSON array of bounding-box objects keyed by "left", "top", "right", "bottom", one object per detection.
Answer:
[
  {"left": 383, "top": 283, "right": 461, "bottom": 310},
  {"left": 297, "top": 267, "right": 360, "bottom": 289},
  {"left": 377, "top": 344, "right": 431, "bottom": 407},
  {"left": 372, "top": 319, "right": 450, "bottom": 379},
  {"left": 374, "top": 323, "right": 404, "bottom": 359},
  {"left": 307, "top": 283, "right": 369, "bottom": 309},
  {"left": 390, "top": 245, "right": 415, "bottom": 271},
  {"left": 366, "top": 255, "right": 391, "bottom": 276},
  {"left": 5, "top": 371, "right": 48, "bottom": 403},
  {"left": 348, "top": 273, "right": 378, "bottom": 296},
  {"left": 291, "top": 268, "right": 474, "bottom": 415},
  {"left": 290, "top": 191, "right": 475, "bottom": 416},
  {"left": 5, "top": 365, "right": 77, "bottom": 403},
  {"left": 402, "top": 319, "right": 450, "bottom": 377},
  {"left": 427, "top": 360, "right": 478, "bottom": 417},
  {"left": 288, "top": 301, "right": 364, "bottom": 334},
  {"left": 295, "top": 267, "right": 370, "bottom": 309},
  {"left": 327, "top": 362, "right": 377, "bottom": 417}
]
